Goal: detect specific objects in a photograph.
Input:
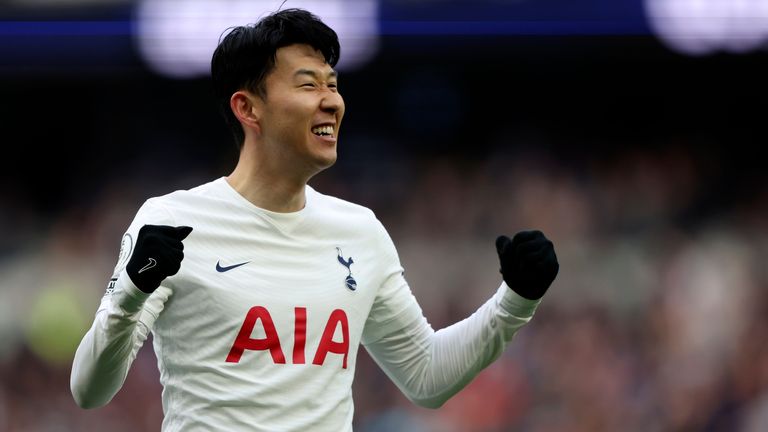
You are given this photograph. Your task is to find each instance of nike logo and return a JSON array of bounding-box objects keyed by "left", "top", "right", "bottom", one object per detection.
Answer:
[
  {"left": 216, "top": 260, "right": 250, "bottom": 273},
  {"left": 138, "top": 258, "right": 157, "bottom": 274}
]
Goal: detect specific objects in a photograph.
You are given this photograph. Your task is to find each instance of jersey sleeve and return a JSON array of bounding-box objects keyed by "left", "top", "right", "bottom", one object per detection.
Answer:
[
  {"left": 70, "top": 199, "right": 175, "bottom": 408},
  {"left": 361, "top": 221, "right": 541, "bottom": 409}
]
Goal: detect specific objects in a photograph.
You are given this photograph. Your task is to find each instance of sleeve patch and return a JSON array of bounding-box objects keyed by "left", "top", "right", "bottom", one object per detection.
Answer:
[
  {"left": 115, "top": 233, "right": 134, "bottom": 274},
  {"left": 105, "top": 277, "right": 118, "bottom": 295}
]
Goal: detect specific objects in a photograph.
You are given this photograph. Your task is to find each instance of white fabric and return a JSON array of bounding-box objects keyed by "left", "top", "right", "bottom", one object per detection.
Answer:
[{"left": 71, "top": 177, "right": 540, "bottom": 431}]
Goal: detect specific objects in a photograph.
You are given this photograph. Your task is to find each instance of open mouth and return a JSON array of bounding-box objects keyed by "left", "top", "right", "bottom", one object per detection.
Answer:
[{"left": 311, "top": 125, "right": 335, "bottom": 138}]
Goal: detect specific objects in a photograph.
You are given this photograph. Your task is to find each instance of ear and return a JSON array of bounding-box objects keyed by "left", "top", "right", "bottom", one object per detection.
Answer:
[{"left": 230, "top": 90, "right": 262, "bottom": 134}]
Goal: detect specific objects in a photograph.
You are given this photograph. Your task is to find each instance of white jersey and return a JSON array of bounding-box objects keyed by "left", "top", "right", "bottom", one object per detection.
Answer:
[{"left": 71, "top": 177, "right": 541, "bottom": 431}]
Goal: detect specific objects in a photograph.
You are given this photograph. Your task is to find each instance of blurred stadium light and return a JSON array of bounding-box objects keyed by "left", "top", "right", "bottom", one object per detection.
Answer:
[
  {"left": 134, "top": 0, "right": 379, "bottom": 78},
  {"left": 3, "top": 0, "right": 766, "bottom": 77},
  {"left": 7, "top": 0, "right": 127, "bottom": 4},
  {"left": 645, "top": 0, "right": 768, "bottom": 55}
]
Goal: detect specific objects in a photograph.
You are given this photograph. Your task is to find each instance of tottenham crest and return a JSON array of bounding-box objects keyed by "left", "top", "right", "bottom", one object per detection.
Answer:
[{"left": 336, "top": 247, "right": 357, "bottom": 291}]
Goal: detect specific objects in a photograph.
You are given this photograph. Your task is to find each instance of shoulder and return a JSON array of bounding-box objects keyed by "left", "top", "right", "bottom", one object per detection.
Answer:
[
  {"left": 308, "top": 186, "right": 379, "bottom": 224},
  {"left": 144, "top": 177, "right": 223, "bottom": 207},
  {"left": 150, "top": 178, "right": 222, "bottom": 204},
  {"left": 307, "top": 186, "right": 393, "bottom": 246},
  {"left": 136, "top": 178, "right": 223, "bottom": 222}
]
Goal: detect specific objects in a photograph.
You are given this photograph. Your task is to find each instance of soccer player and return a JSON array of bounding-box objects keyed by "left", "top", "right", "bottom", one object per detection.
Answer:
[{"left": 70, "top": 8, "right": 559, "bottom": 431}]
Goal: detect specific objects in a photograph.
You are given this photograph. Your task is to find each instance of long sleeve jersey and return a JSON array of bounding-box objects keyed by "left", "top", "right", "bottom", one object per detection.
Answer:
[{"left": 71, "top": 177, "right": 540, "bottom": 431}]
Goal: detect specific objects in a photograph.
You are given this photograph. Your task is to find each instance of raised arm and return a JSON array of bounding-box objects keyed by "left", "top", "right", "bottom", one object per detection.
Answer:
[
  {"left": 362, "top": 228, "right": 558, "bottom": 408},
  {"left": 70, "top": 201, "right": 192, "bottom": 408}
]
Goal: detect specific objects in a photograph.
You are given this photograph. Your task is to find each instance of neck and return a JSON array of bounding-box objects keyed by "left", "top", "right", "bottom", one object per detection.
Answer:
[{"left": 226, "top": 142, "right": 310, "bottom": 213}]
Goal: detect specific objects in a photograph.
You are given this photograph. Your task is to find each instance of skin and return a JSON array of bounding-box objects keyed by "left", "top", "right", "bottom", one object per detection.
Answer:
[{"left": 226, "top": 43, "right": 345, "bottom": 213}]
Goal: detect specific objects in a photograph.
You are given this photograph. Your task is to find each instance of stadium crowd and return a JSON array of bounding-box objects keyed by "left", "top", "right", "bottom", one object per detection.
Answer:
[{"left": 1, "top": 140, "right": 766, "bottom": 431}]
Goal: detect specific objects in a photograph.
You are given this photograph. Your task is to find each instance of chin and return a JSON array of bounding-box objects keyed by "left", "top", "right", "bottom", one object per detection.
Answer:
[
  {"left": 323, "top": 147, "right": 338, "bottom": 163},
  {"left": 320, "top": 155, "right": 337, "bottom": 170},
  {"left": 311, "top": 151, "right": 337, "bottom": 172}
]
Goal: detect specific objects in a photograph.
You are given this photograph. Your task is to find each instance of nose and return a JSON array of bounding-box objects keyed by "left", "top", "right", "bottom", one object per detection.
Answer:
[{"left": 320, "top": 91, "right": 344, "bottom": 115}]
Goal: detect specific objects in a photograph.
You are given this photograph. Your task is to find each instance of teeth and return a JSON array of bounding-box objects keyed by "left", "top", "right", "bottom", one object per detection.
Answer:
[{"left": 312, "top": 125, "right": 334, "bottom": 136}]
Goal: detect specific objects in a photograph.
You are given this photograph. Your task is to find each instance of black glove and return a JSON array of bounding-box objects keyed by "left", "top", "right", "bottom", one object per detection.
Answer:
[
  {"left": 126, "top": 225, "right": 193, "bottom": 293},
  {"left": 496, "top": 230, "right": 559, "bottom": 300}
]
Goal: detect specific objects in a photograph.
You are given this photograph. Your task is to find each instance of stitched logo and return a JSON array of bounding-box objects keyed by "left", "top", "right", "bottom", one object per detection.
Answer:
[{"left": 336, "top": 247, "right": 357, "bottom": 291}]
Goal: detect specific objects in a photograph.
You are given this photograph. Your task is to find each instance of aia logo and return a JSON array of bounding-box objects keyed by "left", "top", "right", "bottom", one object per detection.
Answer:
[{"left": 226, "top": 306, "right": 350, "bottom": 369}]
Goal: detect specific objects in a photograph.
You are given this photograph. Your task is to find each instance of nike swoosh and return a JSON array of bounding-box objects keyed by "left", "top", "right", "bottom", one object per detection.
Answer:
[
  {"left": 138, "top": 258, "right": 157, "bottom": 274},
  {"left": 216, "top": 260, "right": 250, "bottom": 273}
]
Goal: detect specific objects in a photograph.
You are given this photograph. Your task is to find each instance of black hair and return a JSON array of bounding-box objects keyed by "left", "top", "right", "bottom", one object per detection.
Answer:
[{"left": 211, "top": 8, "right": 340, "bottom": 149}]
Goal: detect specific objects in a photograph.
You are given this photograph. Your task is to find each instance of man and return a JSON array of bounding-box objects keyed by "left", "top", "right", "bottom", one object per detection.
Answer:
[{"left": 70, "top": 8, "right": 559, "bottom": 431}]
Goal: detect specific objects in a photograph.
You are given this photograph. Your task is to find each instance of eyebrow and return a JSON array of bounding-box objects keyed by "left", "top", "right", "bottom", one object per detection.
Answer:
[{"left": 294, "top": 69, "right": 338, "bottom": 80}]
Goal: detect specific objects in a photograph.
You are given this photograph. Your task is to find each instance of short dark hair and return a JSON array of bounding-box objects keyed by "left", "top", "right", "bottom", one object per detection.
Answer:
[{"left": 211, "top": 8, "right": 341, "bottom": 149}]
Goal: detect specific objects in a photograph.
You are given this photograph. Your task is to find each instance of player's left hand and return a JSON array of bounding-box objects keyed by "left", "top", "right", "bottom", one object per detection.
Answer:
[{"left": 495, "top": 230, "right": 559, "bottom": 300}]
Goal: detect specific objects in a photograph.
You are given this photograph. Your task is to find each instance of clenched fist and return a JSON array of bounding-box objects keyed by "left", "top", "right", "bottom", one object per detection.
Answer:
[
  {"left": 127, "top": 225, "right": 193, "bottom": 293},
  {"left": 496, "top": 230, "right": 559, "bottom": 300}
]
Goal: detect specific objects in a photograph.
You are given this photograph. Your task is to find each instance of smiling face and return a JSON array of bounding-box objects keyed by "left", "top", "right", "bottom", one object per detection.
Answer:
[{"left": 257, "top": 44, "right": 345, "bottom": 177}]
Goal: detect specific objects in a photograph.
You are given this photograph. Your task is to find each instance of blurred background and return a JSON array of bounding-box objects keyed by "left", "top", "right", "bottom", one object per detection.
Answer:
[{"left": 1, "top": 0, "right": 768, "bottom": 431}]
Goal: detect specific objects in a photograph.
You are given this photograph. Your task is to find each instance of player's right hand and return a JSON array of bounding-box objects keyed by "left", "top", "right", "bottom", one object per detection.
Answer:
[{"left": 126, "top": 225, "right": 193, "bottom": 293}]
